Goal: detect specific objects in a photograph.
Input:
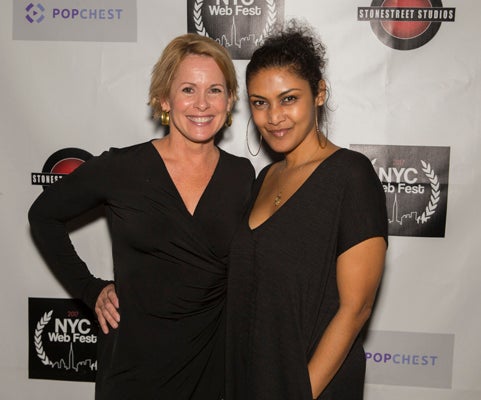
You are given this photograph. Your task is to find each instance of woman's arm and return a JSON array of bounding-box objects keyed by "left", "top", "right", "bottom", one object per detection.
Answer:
[
  {"left": 307, "top": 236, "right": 386, "bottom": 398},
  {"left": 28, "top": 152, "right": 114, "bottom": 313}
]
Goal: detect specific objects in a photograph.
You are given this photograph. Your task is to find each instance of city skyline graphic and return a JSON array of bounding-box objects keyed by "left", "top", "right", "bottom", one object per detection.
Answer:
[
  {"left": 388, "top": 193, "right": 421, "bottom": 226},
  {"left": 48, "top": 342, "right": 97, "bottom": 372},
  {"left": 215, "top": 17, "right": 262, "bottom": 49}
]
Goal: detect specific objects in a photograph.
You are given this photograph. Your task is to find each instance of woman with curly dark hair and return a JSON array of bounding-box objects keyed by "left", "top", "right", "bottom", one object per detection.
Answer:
[{"left": 226, "top": 21, "right": 388, "bottom": 399}]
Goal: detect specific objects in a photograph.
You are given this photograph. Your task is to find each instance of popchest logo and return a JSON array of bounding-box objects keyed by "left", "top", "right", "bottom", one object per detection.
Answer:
[
  {"left": 13, "top": 0, "right": 137, "bottom": 42},
  {"left": 31, "top": 148, "right": 92, "bottom": 189},
  {"left": 358, "top": 0, "right": 455, "bottom": 50},
  {"left": 29, "top": 298, "right": 98, "bottom": 382},
  {"left": 187, "top": 0, "right": 285, "bottom": 59},
  {"left": 364, "top": 330, "right": 454, "bottom": 388},
  {"left": 26, "top": 3, "right": 45, "bottom": 23},
  {"left": 350, "top": 144, "right": 450, "bottom": 237}
]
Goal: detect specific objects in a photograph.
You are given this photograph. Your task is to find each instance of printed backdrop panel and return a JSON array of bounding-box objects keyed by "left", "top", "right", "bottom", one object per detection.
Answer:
[{"left": 1, "top": 0, "right": 480, "bottom": 399}]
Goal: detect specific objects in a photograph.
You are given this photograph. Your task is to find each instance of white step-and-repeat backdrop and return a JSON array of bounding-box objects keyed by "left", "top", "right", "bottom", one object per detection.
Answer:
[{"left": 1, "top": 1, "right": 480, "bottom": 399}]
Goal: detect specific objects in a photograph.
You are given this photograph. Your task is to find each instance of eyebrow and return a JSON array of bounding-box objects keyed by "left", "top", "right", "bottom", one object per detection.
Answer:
[
  {"left": 180, "top": 81, "right": 226, "bottom": 87},
  {"left": 249, "top": 88, "right": 302, "bottom": 99}
]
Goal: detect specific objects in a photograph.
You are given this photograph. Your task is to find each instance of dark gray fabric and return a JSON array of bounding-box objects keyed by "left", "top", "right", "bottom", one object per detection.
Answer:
[{"left": 226, "top": 148, "right": 387, "bottom": 400}]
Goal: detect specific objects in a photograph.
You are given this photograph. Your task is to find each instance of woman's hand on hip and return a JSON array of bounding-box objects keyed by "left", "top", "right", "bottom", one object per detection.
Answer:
[{"left": 95, "top": 283, "right": 120, "bottom": 334}]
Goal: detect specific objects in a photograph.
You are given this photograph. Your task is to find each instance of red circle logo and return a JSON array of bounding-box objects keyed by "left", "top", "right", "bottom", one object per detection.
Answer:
[
  {"left": 359, "top": 0, "right": 455, "bottom": 50},
  {"left": 381, "top": 0, "right": 431, "bottom": 39},
  {"left": 50, "top": 158, "right": 84, "bottom": 174}
]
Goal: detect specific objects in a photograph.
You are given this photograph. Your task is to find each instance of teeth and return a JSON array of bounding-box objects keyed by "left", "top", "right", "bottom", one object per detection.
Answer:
[
  {"left": 271, "top": 130, "right": 287, "bottom": 137},
  {"left": 189, "top": 116, "right": 213, "bottom": 123}
]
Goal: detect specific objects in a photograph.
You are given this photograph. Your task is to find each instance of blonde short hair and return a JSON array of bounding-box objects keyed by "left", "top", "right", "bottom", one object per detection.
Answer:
[{"left": 149, "top": 33, "right": 238, "bottom": 120}]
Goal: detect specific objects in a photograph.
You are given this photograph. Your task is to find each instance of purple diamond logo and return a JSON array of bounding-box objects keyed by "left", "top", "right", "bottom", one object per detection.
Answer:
[{"left": 26, "top": 3, "right": 45, "bottom": 23}]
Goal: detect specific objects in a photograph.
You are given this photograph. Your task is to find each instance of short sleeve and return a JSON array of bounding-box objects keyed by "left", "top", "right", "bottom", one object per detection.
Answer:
[{"left": 337, "top": 151, "right": 388, "bottom": 256}]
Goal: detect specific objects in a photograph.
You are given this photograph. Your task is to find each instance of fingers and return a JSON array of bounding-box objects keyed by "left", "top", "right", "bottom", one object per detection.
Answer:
[{"left": 95, "top": 283, "right": 120, "bottom": 335}]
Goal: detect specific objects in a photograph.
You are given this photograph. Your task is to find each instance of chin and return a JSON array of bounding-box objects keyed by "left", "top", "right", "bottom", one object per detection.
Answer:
[
  {"left": 264, "top": 141, "right": 292, "bottom": 155},
  {"left": 190, "top": 133, "right": 218, "bottom": 144}
]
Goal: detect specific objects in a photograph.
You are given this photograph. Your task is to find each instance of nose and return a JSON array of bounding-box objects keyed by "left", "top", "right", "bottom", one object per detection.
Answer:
[
  {"left": 194, "top": 92, "right": 209, "bottom": 111},
  {"left": 267, "top": 103, "right": 285, "bottom": 125}
]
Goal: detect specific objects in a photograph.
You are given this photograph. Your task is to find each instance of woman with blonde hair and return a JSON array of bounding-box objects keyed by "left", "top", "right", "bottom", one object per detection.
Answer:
[{"left": 29, "top": 33, "right": 254, "bottom": 399}]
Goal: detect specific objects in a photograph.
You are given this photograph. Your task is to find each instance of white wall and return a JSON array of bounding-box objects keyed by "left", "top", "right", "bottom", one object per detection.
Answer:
[{"left": 1, "top": 1, "right": 480, "bottom": 399}]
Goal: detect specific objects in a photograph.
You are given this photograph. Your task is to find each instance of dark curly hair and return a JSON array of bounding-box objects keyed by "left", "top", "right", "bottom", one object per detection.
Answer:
[{"left": 246, "top": 20, "right": 329, "bottom": 132}]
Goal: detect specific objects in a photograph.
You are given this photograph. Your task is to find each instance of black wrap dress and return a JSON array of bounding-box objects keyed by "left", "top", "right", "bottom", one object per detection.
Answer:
[
  {"left": 225, "top": 148, "right": 388, "bottom": 400},
  {"left": 29, "top": 141, "right": 255, "bottom": 400}
]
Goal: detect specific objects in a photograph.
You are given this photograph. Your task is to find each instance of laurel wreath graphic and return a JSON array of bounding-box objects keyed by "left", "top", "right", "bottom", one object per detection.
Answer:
[
  {"left": 34, "top": 310, "right": 53, "bottom": 366},
  {"left": 258, "top": 0, "right": 277, "bottom": 45},
  {"left": 193, "top": 0, "right": 277, "bottom": 44},
  {"left": 193, "top": 0, "right": 208, "bottom": 37},
  {"left": 372, "top": 157, "right": 440, "bottom": 225},
  {"left": 416, "top": 160, "right": 440, "bottom": 224}
]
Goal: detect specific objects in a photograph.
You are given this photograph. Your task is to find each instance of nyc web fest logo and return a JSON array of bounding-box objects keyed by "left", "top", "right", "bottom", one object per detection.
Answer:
[
  {"left": 29, "top": 298, "right": 98, "bottom": 382},
  {"left": 187, "top": 0, "right": 284, "bottom": 60},
  {"left": 358, "top": 1, "right": 455, "bottom": 50},
  {"left": 351, "top": 144, "right": 450, "bottom": 237},
  {"left": 31, "top": 148, "right": 92, "bottom": 189}
]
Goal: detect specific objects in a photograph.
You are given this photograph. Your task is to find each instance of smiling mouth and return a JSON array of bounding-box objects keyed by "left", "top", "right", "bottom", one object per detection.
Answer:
[
  {"left": 268, "top": 128, "right": 290, "bottom": 138},
  {"left": 188, "top": 116, "right": 214, "bottom": 124}
]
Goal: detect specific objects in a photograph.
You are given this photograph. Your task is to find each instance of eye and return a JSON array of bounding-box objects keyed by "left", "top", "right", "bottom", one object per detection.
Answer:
[
  {"left": 281, "top": 95, "right": 297, "bottom": 104},
  {"left": 251, "top": 99, "right": 267, "bottom": 109},
  {"left": 181, "top": 86, "right": 194, "bottom": 94},
  {"left": 209, "top": 86, "right": 224, "bottom": 94}
]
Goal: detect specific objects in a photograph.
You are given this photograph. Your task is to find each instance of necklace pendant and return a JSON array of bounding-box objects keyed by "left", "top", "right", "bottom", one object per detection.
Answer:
[{"left": 274, "top": 192, "right": 282, "bottom": 207}]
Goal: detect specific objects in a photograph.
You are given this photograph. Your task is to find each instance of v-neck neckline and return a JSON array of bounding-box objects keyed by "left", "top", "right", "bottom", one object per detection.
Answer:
[
  {"left": 148, "top": 140, "right": 223, "bottom": 218},
  {"left": 249, "top": 148, "right": 345, "bottom": 231}
]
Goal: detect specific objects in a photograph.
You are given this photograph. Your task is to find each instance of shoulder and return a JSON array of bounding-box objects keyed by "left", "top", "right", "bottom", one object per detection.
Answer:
[
  {"left": 100, "top": 141, "right": 152, "bottom": 159},
  {"left": 332, "top": 148, "right": 373, "bottom": 168},
  {"left": 329, "top": 148, "right": 377, "bottom": 181},
  {"left": 87, "top": 141, "right": 153, "bottom": 169},
  {"left": 318, "top": 149, "right": 384, "bottom": 203},
  {"left": 61, "top": 142, "right": 154, "bottom": 184}
]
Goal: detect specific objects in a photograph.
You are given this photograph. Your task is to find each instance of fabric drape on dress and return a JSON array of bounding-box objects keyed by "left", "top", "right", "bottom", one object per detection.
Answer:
[{"left": 29, "top": 141, "right": 255, "bottom": 400}]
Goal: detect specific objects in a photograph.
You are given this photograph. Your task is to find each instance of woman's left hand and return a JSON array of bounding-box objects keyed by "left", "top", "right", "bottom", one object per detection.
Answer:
[{"left": 94, "top": 283, "right": 120, "bottom": 334}]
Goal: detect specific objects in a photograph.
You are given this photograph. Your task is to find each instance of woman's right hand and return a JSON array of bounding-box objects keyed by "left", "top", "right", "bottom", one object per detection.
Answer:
[{"left": 95, "top": 283, "right": 120, "bottom": 334}]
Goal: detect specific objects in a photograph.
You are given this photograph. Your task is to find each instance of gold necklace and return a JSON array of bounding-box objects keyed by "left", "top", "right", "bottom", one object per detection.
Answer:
[
  {"left": 273, "top": 160, "right": 287, "bottom": 207},
  {"left": 274, "top": 192, "right": 282, "bottom": 207}
]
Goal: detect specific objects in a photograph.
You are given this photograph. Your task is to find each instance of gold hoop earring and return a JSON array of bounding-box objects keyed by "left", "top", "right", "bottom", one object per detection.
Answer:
[
  {"left": 246, "top": 116, "right": 262, "bottom": 157},
  {"left": 160, "top": 110, "right": 170, "bottom": 126},
  {"left": 225, "top": 111, "right": 233, "bottom": 127}
]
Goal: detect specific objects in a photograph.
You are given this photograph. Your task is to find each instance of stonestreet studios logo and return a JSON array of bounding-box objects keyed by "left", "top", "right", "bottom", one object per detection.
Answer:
[
  {"left": 358, "top": 0, "right": 455, "bottom": 50},
  {"left": 29, "top": 298, "right": 98, "bottom": 382},
  {"left": 187, "top": 0, "right": 285, "bottom": 60},
  {"left": 350, "top": 144, "right": 450, "bottom": 237},
  {"left": 13, "top": 0, "right": 137, "bottom": 42},
  {"left": 31, "top": 147, "right": 92, "bottom": 189},
  {"left": 364, "top": 330, "right": 454, "bottom": 388}
]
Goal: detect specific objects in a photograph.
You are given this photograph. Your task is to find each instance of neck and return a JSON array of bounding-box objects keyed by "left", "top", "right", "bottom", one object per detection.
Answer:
[
  {"left": 162, "top": 134, "right": 218, "bottom": 163},
  {"left": 284, "top": 134, "right": 327, "bottom": 169}
]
